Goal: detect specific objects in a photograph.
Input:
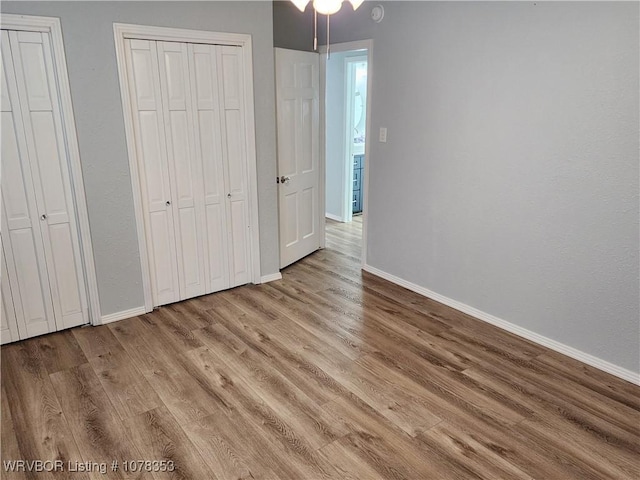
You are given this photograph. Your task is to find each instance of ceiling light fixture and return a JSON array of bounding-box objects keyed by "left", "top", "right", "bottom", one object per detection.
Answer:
[{"left": 291, "top": 0, "right": 365, "bottom": 57}]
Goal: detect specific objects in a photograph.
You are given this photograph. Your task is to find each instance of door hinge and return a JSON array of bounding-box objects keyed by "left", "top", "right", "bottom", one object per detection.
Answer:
[{"left": 276, "top": 176, "right": 280, "bottom": 184}]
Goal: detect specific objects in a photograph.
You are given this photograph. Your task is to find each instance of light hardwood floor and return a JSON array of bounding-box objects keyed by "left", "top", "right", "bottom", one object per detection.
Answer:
[{"left": 1, "top": 217, "right": 639, "bottom": 479}]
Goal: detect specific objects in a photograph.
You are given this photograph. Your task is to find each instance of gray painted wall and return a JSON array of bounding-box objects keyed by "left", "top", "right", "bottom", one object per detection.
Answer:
[
  {"left": 2, "top": 1, "right": 280, "bottom": 316},
  {"left": 277, "top": 1, "right": 640, "bottom": 373},
  {"left": 273, "top": 0, "right": 314, "bottom": 51}
]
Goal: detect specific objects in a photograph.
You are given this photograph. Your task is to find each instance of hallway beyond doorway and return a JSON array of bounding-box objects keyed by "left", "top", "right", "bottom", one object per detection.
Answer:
[{"left": 325, "top": 216, "right": 362, "bottom": 260}]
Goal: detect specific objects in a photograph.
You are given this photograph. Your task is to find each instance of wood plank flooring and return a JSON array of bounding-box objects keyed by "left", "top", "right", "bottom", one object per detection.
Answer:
[{"left": 2, "top": 216, "right": 639, "bottom": 479}]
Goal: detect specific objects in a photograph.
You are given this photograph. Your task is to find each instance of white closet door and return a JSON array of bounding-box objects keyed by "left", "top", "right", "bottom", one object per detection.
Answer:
[
  {"left": 124, "top": 38, "right": 253, "bottom": 307},
  {"left": 157, "top": 41, "right": 206, "bottom": 300},
  {"left": 218, "top": 46, "right": 251, "bottom": 287},
  {"left": 1, "top": 237, "right": 21, "bottom": 345},
  {"left": 8, "top": 30, "right": 88, "bottom": 330},
  {"left": 1, "top": 30, "right": 57, "bottom": 338},
  {"left": 126, "top": 39, "right": 180, "bottom": 306},
  {"left": 188, "top": 43, "right": 230, "bottom": 293}
]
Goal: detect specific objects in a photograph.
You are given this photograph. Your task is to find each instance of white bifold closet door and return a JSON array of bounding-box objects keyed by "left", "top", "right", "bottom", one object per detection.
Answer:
[
  {"left": 1, "top": 30, "right": 88, "bottom": 343},
  {"left": 125, "top": 39, "right": 250, "bottom": 307}
]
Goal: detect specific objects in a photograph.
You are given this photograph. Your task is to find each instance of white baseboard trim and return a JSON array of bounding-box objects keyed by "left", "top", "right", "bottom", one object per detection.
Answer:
[
  {"left": 363, "top": 264, "right": 640, "bottom": 385},
  {"left": 99, "top": 306, "right": 147, "bottom": 325},
  {"left": 260, "top": 272, "right": 282, "bottom": 284},
  {"left": 325, "top": 213, "right": 344, "bottom": 222}
]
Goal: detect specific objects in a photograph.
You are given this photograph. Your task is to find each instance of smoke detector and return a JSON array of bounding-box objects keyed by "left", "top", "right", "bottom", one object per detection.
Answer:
[{"left": 371, "top": 5, "right": 384, "bottom": 23}]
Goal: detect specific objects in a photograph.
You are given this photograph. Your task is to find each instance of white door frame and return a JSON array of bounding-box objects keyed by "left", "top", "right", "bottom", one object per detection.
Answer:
[
  {"left": 1, "top": 14, "right": 101, "bottom": 325},
  {"left": 320, "top": 40, "right": 373, "bottom": 267},
  {"left": 114, "top": 23, "right": 262, "bottom": 313}
]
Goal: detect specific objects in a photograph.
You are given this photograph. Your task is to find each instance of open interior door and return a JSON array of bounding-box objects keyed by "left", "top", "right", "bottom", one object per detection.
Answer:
[{"left": 275, "top": 48, "right": 321, "bottom": 269}]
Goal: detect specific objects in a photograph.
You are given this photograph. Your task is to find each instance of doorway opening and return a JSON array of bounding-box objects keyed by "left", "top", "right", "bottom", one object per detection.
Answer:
[{"left": 323, "top": 44, "right": 370, "bottom": 262}]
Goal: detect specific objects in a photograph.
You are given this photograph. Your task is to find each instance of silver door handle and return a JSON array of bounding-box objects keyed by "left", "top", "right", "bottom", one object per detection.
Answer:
[
  {"left": 166, "top": 201, "right": 171, "bottom": 206},
  {"left": 280, "top": 176, "right": 291, "bottom": 185},
  {"left": 40, "top": 214, "right": 47, "bottom": 220}
]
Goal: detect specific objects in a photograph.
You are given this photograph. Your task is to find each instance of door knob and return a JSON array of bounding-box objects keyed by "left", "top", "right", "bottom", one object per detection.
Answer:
[
  {"left": 280, "top": 176, "right": 291, "bottom": 185},
  {"left": 40, "top": 214, "right": 47, "bottom": 220},
  {"left": 166, "top": 201, "right": 171, "bottom": 206},
  {"left": 227, "top": 193, "right": 231, "bottom": 198}
]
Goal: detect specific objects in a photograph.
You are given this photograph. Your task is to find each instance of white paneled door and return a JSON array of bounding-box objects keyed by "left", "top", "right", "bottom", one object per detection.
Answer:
[
  {"left": 124, "top": 38, "right": 252, "bottom": 307},
  {"left": 126, "top": 39, "right": 181, "bottom": 306},
  {"left": 1, "top": 29, "right": 89, "bottom": 343},
  {"left": 275, "top": 48, "right": 321, "bottom": 268}
]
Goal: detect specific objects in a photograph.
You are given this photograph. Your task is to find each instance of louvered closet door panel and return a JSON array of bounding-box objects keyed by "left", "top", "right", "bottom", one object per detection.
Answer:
[
  {"left": 1, "top": 30, "right": 57, "bottom": 338},
  {"left": 157, "top": 41, "right": 206, "bottom": 299},
  {"left": 218, "top": 46, "right": 250, "bottom": 286},
  {"left": 9, "top": 30, "right": 88, "bottom": 330},
  {"left": 126, "top": 39, "right": 180, "bottom": 306},
  {"left": 189, "top": 43, "right": 230, "bottom": 292}
]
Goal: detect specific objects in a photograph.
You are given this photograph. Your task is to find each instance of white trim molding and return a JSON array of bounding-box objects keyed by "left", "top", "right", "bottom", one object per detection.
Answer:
[
  {"left": 113, "top": 23, "right": 253, "bottom": 47},
  {"left": 363, "top": 264, "right": 640, "bottom": 386},
  {"left": 325, "top": 213, "right": 344, "bottom": 222},
  {"left": 113, "top": 23, "right": 262, "bottom": 312},
  {"left": 1, "top": 14, "right": 102, "bottom": 325},
  {"left": 100, "top": 306, "right": 147, "bottom": 325},
  {"left": 1, "top": 14, "right": 58, "bottom": 32},
  {"left": 260, "top": 272, "right": 283, "bottom": 284}
]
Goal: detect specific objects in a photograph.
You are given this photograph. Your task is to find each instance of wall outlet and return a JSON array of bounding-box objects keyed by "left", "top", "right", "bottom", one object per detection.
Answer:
[{"left": 379, "top": 127, "right": 387, "bottom": 143}]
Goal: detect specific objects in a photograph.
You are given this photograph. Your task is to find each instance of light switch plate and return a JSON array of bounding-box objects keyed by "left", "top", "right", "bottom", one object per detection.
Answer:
[{"left": 379, "top": 127, "right": 387, "bottom": 143}]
